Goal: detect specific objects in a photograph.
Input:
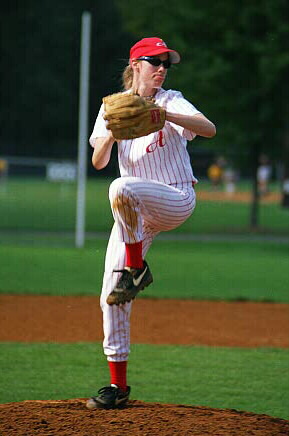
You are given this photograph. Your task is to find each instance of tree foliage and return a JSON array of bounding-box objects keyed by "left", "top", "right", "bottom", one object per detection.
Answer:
[
  {"left": 0, "top": 0, "right": 134, "bottom": 158},
  {"left": 1, "top": 0, "right": 288, "bottom": 175},
  {"left": 116, "top": 0, "right": 289, "bottom": 166}
]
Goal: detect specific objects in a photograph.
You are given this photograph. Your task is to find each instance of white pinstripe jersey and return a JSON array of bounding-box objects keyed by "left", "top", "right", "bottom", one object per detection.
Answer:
[{"left": 90, "top": 88, "right": 201, "bottom": 185}]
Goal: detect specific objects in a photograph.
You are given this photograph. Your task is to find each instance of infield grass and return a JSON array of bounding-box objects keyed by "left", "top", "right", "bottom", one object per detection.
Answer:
[
  {"left": 0, "top": 240, "right": 288, "bottom": 302},
  {"left": 0, "top": 343, "right": 288, "bottom": 420}
]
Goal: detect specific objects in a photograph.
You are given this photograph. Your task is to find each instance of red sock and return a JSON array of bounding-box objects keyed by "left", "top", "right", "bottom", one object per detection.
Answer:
[
  {"left": 125, "top": 241, "right": 143, "bottom": 269},
  {"left": 108, "top": 361, "right": 127, "bottom": 391}
]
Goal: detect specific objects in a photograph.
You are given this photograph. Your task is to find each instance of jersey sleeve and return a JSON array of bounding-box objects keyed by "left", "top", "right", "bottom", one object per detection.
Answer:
[
  {"left": 166, "top": 90, "right": 201, "bottom": 140},
  {"left": 89, "top": 103, "right": 110, "bottom": 146}
]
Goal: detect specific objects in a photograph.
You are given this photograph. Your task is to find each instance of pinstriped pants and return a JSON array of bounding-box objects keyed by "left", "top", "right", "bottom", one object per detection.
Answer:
[{"left": 100, "top": 177, "right": 196, "bottom": 362}]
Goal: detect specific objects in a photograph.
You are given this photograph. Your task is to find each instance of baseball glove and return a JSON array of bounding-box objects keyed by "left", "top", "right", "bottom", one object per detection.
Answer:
[{"left": 103, "top": 92, "right": 166, "bottom": 140}]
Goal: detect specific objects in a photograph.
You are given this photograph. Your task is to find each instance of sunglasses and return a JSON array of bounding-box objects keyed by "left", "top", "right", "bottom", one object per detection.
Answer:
[{"left": 137, "top": 56, "right": 171, "bottom": 69}]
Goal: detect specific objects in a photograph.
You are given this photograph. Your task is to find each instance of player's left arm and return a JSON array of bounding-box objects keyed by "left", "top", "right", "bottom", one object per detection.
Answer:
[{"left": 165, "top": 112, "right": 216, "bottom": 138}]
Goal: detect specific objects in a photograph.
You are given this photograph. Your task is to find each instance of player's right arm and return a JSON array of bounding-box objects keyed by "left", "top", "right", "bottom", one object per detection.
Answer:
[
  {"left": 91, "top": 132, "right": 115, "bottom": 170},
  {"left": 90, "top": 103, "right": 116, "bottom": 170}
]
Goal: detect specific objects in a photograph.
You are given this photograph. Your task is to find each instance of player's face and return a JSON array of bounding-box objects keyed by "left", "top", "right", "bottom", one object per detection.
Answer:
[{"left": 138, "top": 53, "right": 169, "bottom": 89}]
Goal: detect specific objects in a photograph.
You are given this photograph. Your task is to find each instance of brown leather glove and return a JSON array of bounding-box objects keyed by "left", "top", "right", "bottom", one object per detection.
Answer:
[{"left": 103, "top": 92, "right": 166, "bottom": 140}]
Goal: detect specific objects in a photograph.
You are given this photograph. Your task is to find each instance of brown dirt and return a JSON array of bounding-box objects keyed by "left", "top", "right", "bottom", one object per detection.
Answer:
[
  {"left": 197, "top": 190, "right": 281, "bottom": 204},
  {"left": 1, "top": 399, "right": 289, "bottom": 436},
  {"left": 1, "top": 295, "right": 288, "bottom": 435},
  {"left": 1, "top": 296, "right": 288, "bottom": 348}
]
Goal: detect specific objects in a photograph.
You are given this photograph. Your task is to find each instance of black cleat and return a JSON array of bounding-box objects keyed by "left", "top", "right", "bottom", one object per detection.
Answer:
[
  {"left": 86, "top": 384, "right": 131, "bottom": 409},
  {"left": 106, "top": 260, "right": 153, "bottom": 305}
]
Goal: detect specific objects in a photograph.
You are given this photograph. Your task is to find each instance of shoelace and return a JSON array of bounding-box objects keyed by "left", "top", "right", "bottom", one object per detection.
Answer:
[
  {"left": 113, "top": 267, "right": 140, "bottom": 275},
  {"left": 113, "top": 269, "right": 134, "bottom": 288},
  {"left": 98, "top": 386, "right": 118, "bottom": 397}
]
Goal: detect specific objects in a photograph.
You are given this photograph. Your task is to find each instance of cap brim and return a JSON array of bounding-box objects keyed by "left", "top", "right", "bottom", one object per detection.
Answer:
[
  {"left": 142, "top": 48, "right": 181, "bottom": 64},
  {"left": 168, "top": 50, "right": 181, "bottom": 64}
]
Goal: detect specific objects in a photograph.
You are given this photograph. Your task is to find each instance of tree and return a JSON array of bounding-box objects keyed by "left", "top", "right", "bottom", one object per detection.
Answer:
[
  {"left": 0, "top": 0, "right": 134, "bottom": 159},
  {"left": 116, "top": 0, "right": 289, "bottom": 227}
]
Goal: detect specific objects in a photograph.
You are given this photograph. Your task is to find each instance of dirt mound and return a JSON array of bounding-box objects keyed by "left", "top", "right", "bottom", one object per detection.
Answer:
[{"left": 0, "top": 399, "right": 288, "bottom": 436}]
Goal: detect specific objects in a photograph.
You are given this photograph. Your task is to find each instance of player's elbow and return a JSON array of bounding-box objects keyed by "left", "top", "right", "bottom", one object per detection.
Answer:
[
  {"left": 91, "top": 136, "right": 114, "bottom": 170},
  {"left": 92, "top": 155, "right": 107, "bottom": 170},
  {"left": 204, "top": 122, "right": 216, "bottom": 138},
  {"left": 209, "top": 123, "right": 217, "bottom": 138},
  {"left": 92, "top": 158, "right": 99, "bottom": 170}
]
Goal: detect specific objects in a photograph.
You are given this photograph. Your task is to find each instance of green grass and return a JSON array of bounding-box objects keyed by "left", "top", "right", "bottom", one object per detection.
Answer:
[
  {"left": 0, "top": 240, "right": 288, "bottom": 302},
  {"left": 0, "top": 343, "right": 288, "bottom": 419},
  {"left": 0, "top": 178, "right": 288, "bottom": 234},
  {"left": 0, "top": 244, "right": 105, "bottom": 296},
  {"left": 187, "top": 199, "right": 289, "bottom": 234},
  {"left": 148, "top": 240, "right": 289, "bottom": 301},
  {"left": 1, "top": 178, "right": 288, "bottom": 423}
]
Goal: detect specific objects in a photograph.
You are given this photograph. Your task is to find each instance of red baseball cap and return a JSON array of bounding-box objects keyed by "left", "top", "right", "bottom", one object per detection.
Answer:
[{"left": 130, "top": 37, "right": 181, "bottom": 64}]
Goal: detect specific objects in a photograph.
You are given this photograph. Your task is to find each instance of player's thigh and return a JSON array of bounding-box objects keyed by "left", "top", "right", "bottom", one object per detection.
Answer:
[{"left": 137, "top": 181, "right": 196, "bottom": 231}]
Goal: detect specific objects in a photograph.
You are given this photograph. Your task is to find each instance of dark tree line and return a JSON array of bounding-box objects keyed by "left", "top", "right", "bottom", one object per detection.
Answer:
[
  {"left": 0, "top": 0, "right": 134, "bottom": 159},
  {"left": 1, "top": 0, "right": 289, "bottom": 219},
  {"left": 117, "top": 0, "right": 288, "bottom": 160},
  {"left": 116, "top": 0, "right": 289, "bottom": 217}
]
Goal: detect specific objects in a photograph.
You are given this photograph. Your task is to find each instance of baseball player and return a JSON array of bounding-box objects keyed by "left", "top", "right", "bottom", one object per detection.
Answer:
[{"left": 86, "top": 37, "right": 216, "bottom": 410}]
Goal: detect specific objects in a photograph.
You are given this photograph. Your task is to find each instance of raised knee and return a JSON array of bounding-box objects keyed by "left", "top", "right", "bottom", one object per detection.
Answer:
[
  {"left": 109, "top": 178, "right": 126, "bottom": 203},
  {"left": 109, "top": 177, "right": 135, "bottom": 204}
]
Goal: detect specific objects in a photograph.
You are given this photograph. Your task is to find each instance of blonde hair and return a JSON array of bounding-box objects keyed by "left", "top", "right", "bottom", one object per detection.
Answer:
[{"left": 122, "top": 65, "right": 133, "bottom": 90}]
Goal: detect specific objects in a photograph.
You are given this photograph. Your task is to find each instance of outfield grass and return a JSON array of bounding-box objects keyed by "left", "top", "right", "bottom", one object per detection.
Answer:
[
  {"left": 0, "top": 343, "right": 288, "bottom": 419},
  {"left": 0, "top": 178, "right": 288, "bottom": 234},
  {"left": 0, "top": 240, "right": 288, "bottom": 301}
]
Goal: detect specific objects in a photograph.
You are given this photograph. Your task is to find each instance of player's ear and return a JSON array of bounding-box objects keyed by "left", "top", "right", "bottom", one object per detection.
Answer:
[{"left": 131, "top": 59, "right": 140, "bottom": 72}]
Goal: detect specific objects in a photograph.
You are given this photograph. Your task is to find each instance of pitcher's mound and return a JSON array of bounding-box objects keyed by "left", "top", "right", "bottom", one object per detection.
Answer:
[{"left": 0, "top": 398, "right": 288, "bottom": 435}]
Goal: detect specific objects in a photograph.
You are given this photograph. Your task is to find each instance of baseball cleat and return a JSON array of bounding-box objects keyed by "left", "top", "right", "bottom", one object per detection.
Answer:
[
  {"left": 86, "top": 384, "right": 131, "bottom": 409},
  {"left": 106, "top": 260, "right": 153, "bottom": 305}
]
